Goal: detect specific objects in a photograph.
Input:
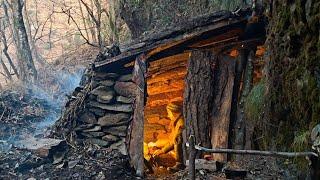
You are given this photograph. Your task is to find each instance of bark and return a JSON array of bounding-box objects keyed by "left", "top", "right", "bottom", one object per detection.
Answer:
[
  {"left": 0, "top": 56, "right": 12, "bottom": 81},
  {"left": 128, "top": 54, "right": 147, "bottom": 177},
  {"left": 183, "top": 50, "right": 215, "bottom": 160},
  {"left": 12, "top": 0, "right": 37, "bottom": 82},
  {"left": 1, "top": 1, "right": 20, "bottom": 79},
  {"left": 23, "top": 3, "right": 46, "bottom": 66},
  {"left": 0, "top": 28, "right": 19, "bottom": 79},
  {"left": 210, "top": 55, "right": 235, "bottom": 162},
  {"left": 118, "top": 0, "right": 152, "bottom": 38}
]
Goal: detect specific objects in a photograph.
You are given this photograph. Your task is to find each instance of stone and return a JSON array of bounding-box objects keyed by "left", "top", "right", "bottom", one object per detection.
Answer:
[
  {"left": 86, "top": 138, "right": 110, "bottom": 147},
  {"left": 74, "top": 124, "right": 94, "bottom": 131},
  {"left": 89, "top": 108, "right": 106, "bottom": 117},
  {"left": 100, "top": 80, "right": 115, "bottom": 87},
  {"left": 90, "top": 80, "right": 99, "bottom": 89},
  {"left": 109, "top": 139, "right": 127, "bottom": 155},
  {"left": 93, "top": 72, "right": 119, "bottom": 80},
  {"left": 186, "top": 159, "right": 217, "bottom": 171},
  {"left": 89, "top": 102, "right": 133, "bottom": 113},
  {"left": 88, "top": 94, "right": 97, "bottom": 101},
  {"left": 102, "top": 134, "right": 119, "bottom": 142},
  {"left": 114, "top": 81, "right": 136, "bottom": 97},
  {"left": 96, "top": 91, "right": 115, "bottom": 104},
  {"left": 103, "top": 126, "right": 127, "bottom": 137},
  {"left": 91, "top": 86, "right": 112, "bottom": 96},
  {"left": 82, "top": 126, "right": 101, "bottom": 132},
  {"left": 118, "top": 74, "right": 133, "bottom": 82},
  {"left": 97, "top": 113, "right": 130, "bottom": 127},
  {"left": 86, "top": 132, "right": 105, "bottom": 138},
  {"left": 93, "top": 72, "right": 119, "bottom": 81},
  {"left": 14, "top": 137, "right": 67, "bottom": 158},
  {"left": 79, "top": 112, "right": 97, "bottom": 124},
  {"left": 116, "top": 96, "right": 133, "bottom": 104}
]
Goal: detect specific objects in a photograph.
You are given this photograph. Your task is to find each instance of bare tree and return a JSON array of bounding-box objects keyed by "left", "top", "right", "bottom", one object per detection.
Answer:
[{"left": 8, "top": 0, "right": 37, "bottom": 82}]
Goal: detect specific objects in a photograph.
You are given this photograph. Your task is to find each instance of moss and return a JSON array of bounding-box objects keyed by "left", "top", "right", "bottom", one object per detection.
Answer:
[
  {"left": 245, "top": 80, "right": 266, "bottom": 125},
  {"left": 263, "top": 0, "right": 320, "bottom": 154}
]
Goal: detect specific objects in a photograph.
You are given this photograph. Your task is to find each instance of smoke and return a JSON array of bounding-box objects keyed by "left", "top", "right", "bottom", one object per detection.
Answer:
[
  {"left": 0, "top": 68, "right": 84, "bottom": 153},
  {"left": 30, "top": 68, "right": 85, "bottom": 133}
]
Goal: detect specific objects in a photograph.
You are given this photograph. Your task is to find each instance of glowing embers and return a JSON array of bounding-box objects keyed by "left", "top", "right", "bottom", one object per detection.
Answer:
[{"left": 143, "top": 53, "right": 187, "bottom": 172}]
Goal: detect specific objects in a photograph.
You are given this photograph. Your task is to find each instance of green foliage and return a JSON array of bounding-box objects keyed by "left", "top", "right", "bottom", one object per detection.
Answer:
[{"left": 244, "top": 80, "right": 266, "bottom": 125}]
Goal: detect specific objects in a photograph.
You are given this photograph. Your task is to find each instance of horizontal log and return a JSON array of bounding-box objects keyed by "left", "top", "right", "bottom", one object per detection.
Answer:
[
  {"left": 186, "top": 144, "right": 318, "bottom": 158},
  {"left": 148, "top": 52, "right": 189, "bottom": 72},
  {"left": 146, "top": 90, "right": 183, "bottom": 107},
  {"left": 147, "top": 79, "right": 185, "bottom": 95},
  {"left": 147, "top": 67, "right": 187, "bottom": 84}
]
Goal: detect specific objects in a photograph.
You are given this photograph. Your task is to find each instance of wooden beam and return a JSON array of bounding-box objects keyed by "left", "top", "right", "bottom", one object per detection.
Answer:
[{"left": 129, "top": 54, "right": 147, "bottom": 177}]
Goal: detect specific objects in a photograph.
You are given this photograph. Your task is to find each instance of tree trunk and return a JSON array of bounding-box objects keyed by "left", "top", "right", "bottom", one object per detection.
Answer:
[
  {"left": 1, "top": 1, "right": 20, "bottom": 79},
  {"left": 12, "top": 0, "right": 37, "bottom": 82},
  {"left": 118, "top": 0, "right": 152, "bottom": 39},
  {"left": 0, "top": 56, "right": 12, "bottom": 81},
  {"left": 210, "top": 55, "right": 235, "bottom": 162},
  {"left": 183, "top": 50, "right": 215, "bottom": 160}
]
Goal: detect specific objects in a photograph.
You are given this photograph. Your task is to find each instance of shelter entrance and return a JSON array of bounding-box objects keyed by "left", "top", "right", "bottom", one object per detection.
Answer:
[{"left": 143, "top": 52, "right": 189, "bottom": 172}]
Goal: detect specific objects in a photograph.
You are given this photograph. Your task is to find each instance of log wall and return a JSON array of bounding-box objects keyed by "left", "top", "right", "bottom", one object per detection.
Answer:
[{"left": 144, "top": 53, "right": 188, "bottom": 143}]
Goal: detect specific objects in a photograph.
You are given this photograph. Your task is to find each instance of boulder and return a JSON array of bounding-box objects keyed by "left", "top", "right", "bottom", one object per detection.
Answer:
[
  {"left": 102, "top": 134, "right": 119, "bottom": 142},
  {"left": 89, "top": 108, "right": 106, "bottom": 117},
  {"left": 116, "top": 96, "right": 133, "bottom": 104},
  {"left": 97, "top": 113, "right": 130, "bottom": 127},
  {"left": 86, "top": 138, "right": 110, "bottom": 147},
  {"left": 100, "top": 80, "right": 115, "bottom": 87},
  {"left": 114, "top": 81, "right": 136, "bottom": 97},
  {"left": 118, "top": 74, "right": 133, "bottom": 82},
  {"left": 89, "top": 102, "right": 133, "bottom": 113},
  {"left": 79, "top": 112, "right": 97, "bottom": 124}
]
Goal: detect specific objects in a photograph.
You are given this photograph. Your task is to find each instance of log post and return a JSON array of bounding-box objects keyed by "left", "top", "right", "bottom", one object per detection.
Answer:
[
  {"left": 129, "top": 54, "right": 147, "bottom": 177},
  {"left": 189, "top": 135, "right": 196, "bottom": 180},
  {"left": 183, "top": 50, "right": 215, "bottom": 161},
  {"left": 210, "top": 55, "right": 236, "bottom": 162}
]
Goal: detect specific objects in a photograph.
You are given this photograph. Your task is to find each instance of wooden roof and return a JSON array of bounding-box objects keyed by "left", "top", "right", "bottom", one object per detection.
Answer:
[{"left": 95, "top": 9, "right": 265, "bottom": 69}]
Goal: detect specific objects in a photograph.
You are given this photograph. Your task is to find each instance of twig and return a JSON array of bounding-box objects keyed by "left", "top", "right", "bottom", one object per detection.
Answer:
[{"left": 0, "top": 106, "right": 6, "bottom": 121}]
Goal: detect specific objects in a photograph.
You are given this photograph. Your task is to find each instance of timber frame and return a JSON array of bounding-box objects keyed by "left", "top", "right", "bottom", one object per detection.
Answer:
[{"left": 96, "top": 8, "right": 266, "bottom": 176}]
